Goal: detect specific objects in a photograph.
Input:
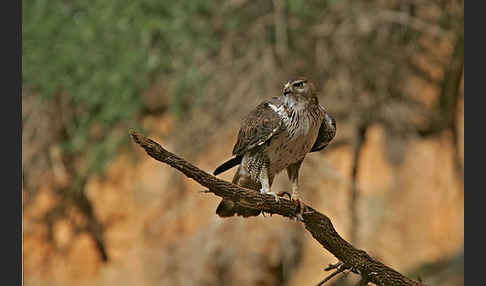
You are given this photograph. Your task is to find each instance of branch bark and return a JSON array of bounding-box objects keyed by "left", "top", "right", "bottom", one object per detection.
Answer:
[{"left": 129, "top": 129, "right": 425, "bottom": 286}]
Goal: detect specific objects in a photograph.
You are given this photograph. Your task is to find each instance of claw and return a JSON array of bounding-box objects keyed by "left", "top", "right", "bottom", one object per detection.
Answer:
[
  {"left": 260, "top": 187, "right": 280, "bottom": 202},
  {"left": 296, "top": 214, "right": 303, "bottom": 222},
  {"left": 262, "top": 211, "right": 273, "bottom": 217},
  {"left": 277, "top": 191, "right": 292, "bottom": 200},
  {"left": 268, "top": 192, "right": 280, "bottom": 202},
  {"left": 292, "top": 198, "right": 304, "bottom": 222}
]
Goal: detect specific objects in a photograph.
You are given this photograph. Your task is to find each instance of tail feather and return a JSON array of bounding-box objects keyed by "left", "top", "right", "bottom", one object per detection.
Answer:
[
  {"left": 213, "top": 156, "right": 242, "bottom": 176},
  {"left": 216, "top": 198, "right": 261, "bottom": 217},
  {"left": 216, "top": 199, "right": 237, "bottom": 217},
  {"left": 215, "top": 166, "right": 261, "bottom": 218}
]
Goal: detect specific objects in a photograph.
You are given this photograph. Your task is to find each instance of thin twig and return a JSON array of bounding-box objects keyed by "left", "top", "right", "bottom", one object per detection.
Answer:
[
  {"left": 349, "top": 124, "right": 367, "bottom": 244},
  {"left": 316, "top": 264, "right": 349, "bottom": 286},
  {"left": 324, "top": 261, "right": 344, "bottom": 271},
  {"left": 378, "top": 10, "right": 452, "bottom": 38}
]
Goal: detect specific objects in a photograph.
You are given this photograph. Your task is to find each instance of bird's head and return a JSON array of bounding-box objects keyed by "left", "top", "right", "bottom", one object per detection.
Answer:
[{"left": 282, "top": 77, "right": 317, "bottom": 103}]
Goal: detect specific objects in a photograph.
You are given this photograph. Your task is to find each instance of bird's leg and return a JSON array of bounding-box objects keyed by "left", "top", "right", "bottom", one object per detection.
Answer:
[
  {"left": 287, "top": 160, "right": 304, "bottom": 220},
  {"left": 290, "top": 179, "right": 304, "bottom": 221},
  {"left": 259, "top": 166, "right": 279, "bottom": 202}
]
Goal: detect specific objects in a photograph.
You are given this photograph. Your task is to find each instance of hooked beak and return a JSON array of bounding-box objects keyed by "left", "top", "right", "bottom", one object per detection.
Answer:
[{"left": 283, "top": 82, "right": 291, "bottom": 95}]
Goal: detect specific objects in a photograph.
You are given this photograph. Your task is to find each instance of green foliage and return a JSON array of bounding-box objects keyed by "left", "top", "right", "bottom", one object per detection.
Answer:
[
  {"left": 286, "top": 0, "right": 332, "bottom": 19},
  {"left": 23, "top": 0, "right": 219, "bottom": 181}
]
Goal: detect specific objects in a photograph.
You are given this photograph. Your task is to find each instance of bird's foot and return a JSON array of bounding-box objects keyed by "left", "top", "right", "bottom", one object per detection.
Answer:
[
  {"left": 267, "top": 191, "right": 280, "bottom": 202},
  {"left": 260, "top": 187, "right": 280, "bottom": 202},
  {"left": 291, "top": 196, "right": 304, "bottom": 222},
  {"left": 276, "top": 191, "right": 292, "bottom": 200}
]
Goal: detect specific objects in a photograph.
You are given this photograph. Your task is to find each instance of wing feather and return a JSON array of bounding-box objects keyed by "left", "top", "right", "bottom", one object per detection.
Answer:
[
  {"left": 310, "top": 111, "right": 336, "bottom": 153},
  {"left": 232, "top": 98, "right": 284, "bottom": 156}
]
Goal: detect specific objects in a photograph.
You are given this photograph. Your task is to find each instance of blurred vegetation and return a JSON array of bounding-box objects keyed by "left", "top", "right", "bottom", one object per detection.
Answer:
[{"left": 23, "top": 0, "right": 219, "bottom": 178}]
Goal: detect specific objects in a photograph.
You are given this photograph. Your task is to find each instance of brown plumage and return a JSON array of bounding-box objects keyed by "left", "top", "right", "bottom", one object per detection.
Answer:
[{"left": 214, "top": 78, "right": 336, "bottom": 218}]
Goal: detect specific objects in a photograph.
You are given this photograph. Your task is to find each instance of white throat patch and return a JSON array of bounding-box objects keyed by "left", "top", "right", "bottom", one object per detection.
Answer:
[{"left": 268, "top": 103, "right": 291, "bottom": 124}]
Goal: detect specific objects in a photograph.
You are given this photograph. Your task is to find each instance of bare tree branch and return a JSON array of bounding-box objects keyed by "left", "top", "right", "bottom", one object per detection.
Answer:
[
  {"left": 349, "top": 124, "right": 368, "bottom": 244},
  {"left": 129, "top": 129, "right": 425, "bottom": 286},
  {"left": 272, "top": 0, "right": 289, "bottom": 60}
]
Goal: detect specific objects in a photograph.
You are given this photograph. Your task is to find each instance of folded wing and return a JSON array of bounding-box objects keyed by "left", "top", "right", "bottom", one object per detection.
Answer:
[
  {"left": 310, "top": 111, "right": 336, "bottom": 153},
  {"left": 232, "top": 97, "right": 284, "bottom": 156}
]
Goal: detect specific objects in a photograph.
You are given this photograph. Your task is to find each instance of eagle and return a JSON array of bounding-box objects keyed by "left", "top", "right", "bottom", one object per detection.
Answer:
[{"left": 213, "top": 78, "right": 336, "bottom": 219}]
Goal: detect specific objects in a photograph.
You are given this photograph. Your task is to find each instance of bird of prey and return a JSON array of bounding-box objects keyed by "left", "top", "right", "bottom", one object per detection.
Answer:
[{"left": 213, "top": 78, "right": 336, "bottom": 219}]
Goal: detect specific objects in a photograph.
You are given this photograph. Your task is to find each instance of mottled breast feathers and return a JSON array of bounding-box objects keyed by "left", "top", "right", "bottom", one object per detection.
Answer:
[{"left": 232, "top": 97, "right": 284, "bottom": 156}]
